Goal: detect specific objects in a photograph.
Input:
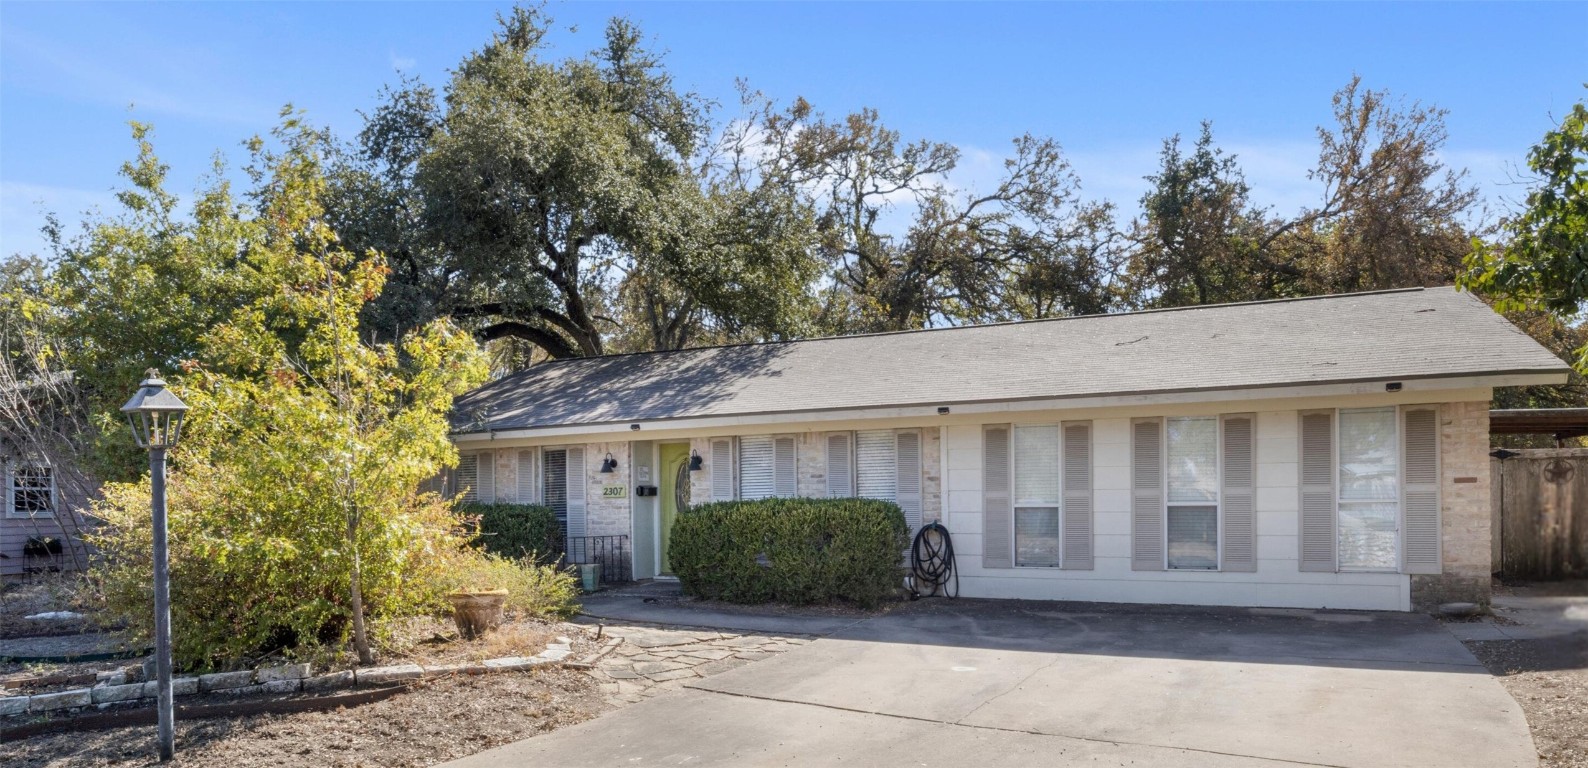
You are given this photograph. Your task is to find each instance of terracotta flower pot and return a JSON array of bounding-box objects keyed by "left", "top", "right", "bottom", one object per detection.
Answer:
[{"left": 447, "top": 589, "right": 508, "bottom": 640}]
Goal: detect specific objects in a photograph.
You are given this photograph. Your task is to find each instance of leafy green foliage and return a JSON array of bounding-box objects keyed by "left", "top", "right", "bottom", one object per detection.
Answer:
[
  {"left": 430, "top": 550, "right": 581, "bottom": 620},
  {"left": 670, "top": 498, "right": 909, "bottom": 607},
  {"left": 83, "top": 114, "right": 493, "bottom": 668},
  {"left": 461, "top": 502, "right": 563, "bottom": 563},
  {"left": 1463, "top": 97, "right": 1588, "bottom": 373}
]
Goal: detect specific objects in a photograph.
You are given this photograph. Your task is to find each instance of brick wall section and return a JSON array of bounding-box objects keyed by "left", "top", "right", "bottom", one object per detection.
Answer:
[
  {"left": 685, "top": 428, "right": 942, "bottom": 522},
  {"left": 1412, "top": 401, "right": 1493, "bottom": 609},
  {"left": 582, "top": 441, "right": 631, "bottom": 538}
]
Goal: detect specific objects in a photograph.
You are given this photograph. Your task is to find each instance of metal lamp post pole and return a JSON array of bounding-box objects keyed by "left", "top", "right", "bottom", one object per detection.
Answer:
[{"left": 150, "top": 445, "right": 174, "bottom": 761}]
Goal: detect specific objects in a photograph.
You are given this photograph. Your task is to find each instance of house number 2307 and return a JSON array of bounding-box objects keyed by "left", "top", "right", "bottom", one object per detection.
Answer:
[{"left": 601, "top": 485, "right": 627, "bottom": 499}]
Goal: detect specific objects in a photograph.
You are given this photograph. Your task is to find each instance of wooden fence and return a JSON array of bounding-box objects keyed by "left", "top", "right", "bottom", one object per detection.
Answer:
[{"left": 1491, "top": 448, "right": 1588, "bottom": 579}]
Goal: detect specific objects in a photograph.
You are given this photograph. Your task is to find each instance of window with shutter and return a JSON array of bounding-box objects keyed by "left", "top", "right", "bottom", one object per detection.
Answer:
[
  {"left": 1166, "top": 417, "right": 1218, "bottom": 570},
  {"left": 856, "top": 430, "right": 897, "bottom": 501},
  {"left": 1338, "top": 407, "right": 1398, "bottom": 571},
  {"left": 457, "top": 453, "right": 479, "bottom": 503},
  {"left": 1013, "top": 424, "right": 1060, "bottom": 567},
  {"left": 517, "top": 450, "right": 538, "bottom": 505},
  {"left": 1220, "top": 414, "right": 1256, "bottom": 572},
  {"left": 895, "top": 431, "right": 923, "bottom": 533},
  {"left": 543, "top": 449, "right": 568, "bottom": 522},
  {"left": 710, "top": 438, "right": 736, "bottom": 501},
  {"left": 1131, "top": 418, "right": 1165, "bottom": 571},
  {"left": 825, "top": 433, "right": 854, "bottom": 497},
  {"left": 983, "top": 425, "right": 1013, "bottom": 569},
  {"left": 1401, "top": 407, "right": 1441, "bottom": 574},
  {"left": 1298, "top": 411, "right": 1336, "bottom": 572},
  {"left": 739, "top": 436, "right": 776, "bottom": 499},
  {"left": 1061, "top": 422, "right": 1093, "bottom": 570}
]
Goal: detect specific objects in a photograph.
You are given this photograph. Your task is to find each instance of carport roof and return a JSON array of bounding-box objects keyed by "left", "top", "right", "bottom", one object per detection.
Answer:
[{"left": 450, "top": 287, "right": 1569, "bottom": 433}]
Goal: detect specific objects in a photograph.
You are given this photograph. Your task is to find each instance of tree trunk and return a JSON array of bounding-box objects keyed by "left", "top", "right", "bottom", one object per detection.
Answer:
[{"left": 347, "top": 513, "right": 374, "bottom": 665}]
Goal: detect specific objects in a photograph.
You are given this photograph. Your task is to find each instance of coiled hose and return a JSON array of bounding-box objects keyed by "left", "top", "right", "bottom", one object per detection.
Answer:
[{"left": 909, "top": 522, "right": 958, "bottom": 599}]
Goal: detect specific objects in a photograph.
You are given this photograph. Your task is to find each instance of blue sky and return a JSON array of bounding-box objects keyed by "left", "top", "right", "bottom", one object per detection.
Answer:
[{"left": 3, "top": 1, "right": 1585, "bottom": 259}]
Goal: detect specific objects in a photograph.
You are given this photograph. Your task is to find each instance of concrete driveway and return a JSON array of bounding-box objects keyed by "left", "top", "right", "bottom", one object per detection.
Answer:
[{"left": 447, "top": 598, "right": 1536, "bottom": 768}]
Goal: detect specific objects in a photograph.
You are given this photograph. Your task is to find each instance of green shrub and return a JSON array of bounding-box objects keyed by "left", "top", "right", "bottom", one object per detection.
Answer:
[
  {"left": 462, "top": 503, "right": 563, "bottom": 563},
  {"left": 670, "top": 497, "right": 909, "bottom": 607},
  {"left": 431, "top": 550, "right": 581, "bottom": 620}
]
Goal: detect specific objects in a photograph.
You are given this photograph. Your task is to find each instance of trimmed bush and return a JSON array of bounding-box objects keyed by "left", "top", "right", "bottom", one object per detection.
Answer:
[
  {"left": 462, "top": 503, "right": 562, "bottom": 564},
  {"left": 670, "top": 497, "right": 909, "bottom": 607}
]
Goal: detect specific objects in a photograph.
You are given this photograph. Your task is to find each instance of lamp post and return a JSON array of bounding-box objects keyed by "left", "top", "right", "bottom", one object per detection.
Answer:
[{"left": 121, "top": 371, "right": 188, "bottom": 762}]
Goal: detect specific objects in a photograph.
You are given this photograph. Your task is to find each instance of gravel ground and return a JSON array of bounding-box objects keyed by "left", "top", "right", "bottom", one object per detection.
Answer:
[
  {"left": 1467, "top": 633, "right": 1588, "bottom": 768},
  {"left": 0, "top": 667, "right": 605, "bottom": 768}
]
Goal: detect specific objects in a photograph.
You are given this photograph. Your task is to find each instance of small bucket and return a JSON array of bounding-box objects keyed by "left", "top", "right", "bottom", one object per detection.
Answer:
[{"left": 578, "top": 563, "right": 602, "bottom": 592}]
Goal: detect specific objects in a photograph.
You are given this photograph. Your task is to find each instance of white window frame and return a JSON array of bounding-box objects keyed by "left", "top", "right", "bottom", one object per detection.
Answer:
[
  {"left": 737, "top": 434, "right": 797, "bottom": 501},
  {"left": 1163, "top": 416, "right": 1220, "bottom": 571},
  {"left": 6, "top": 459, "right": 57, "bottom": 519},
  {"left": 1011, "top": 423, "right": 1063, "bottom": 568},
  {"left": 1335, "top": 407, "right": 1403, "bottom": 573}
]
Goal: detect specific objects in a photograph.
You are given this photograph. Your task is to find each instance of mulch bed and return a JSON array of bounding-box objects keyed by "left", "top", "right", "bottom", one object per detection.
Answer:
[
  {"left": 1466, "top": 632, "right": 1588, "bottom": 768},
  {"left": 0, "top": 666, "right": 606, "bottom": 767}
]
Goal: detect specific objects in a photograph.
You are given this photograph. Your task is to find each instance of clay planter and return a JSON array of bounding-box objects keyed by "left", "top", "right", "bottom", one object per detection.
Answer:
[{"left": 447, "top": 589, "right": 508, "bottom": 640}]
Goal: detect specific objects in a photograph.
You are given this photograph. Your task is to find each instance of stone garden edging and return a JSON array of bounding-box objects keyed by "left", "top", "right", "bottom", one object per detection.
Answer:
[{"left": 0, "top": 636, "right": 574, "bottom": 718}]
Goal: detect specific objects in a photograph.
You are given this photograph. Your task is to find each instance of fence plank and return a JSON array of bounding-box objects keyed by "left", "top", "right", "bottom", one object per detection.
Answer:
[{"left": 1495, "top": 449, "right": 1588, "bottom": 580}]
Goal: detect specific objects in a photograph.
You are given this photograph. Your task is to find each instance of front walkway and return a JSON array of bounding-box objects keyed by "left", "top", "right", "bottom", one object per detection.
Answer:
[{"left": 451, "top": 596, "right": 1538, "bottom": 768}]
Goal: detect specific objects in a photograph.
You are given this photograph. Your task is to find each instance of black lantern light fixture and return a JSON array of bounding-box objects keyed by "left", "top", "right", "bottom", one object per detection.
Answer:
[
  {"left": 120, "top": 371, "right": 189, "bottom": 762},
  {"left": 599, "top": 452, "right": 618, "bottom": 473},
  {"left": 688, "top": 449, "right": 703, "bottom": 471}
]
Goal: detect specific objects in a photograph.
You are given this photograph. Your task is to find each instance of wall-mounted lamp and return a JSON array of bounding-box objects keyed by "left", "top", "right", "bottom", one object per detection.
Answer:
[
  {"left": 599, "top": 452, "right": 618, "bottom": 473},
  {"left": 688, "top": 450, "right": 703, "bottom": 471},
  {"left": 937, "top": 406, "right": 951, "bottom": 415}
]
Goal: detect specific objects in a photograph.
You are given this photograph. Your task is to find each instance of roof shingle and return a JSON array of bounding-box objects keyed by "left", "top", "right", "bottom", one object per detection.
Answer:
[{"left": 452, "top": 287, "right": 1569, "bottom": 432}]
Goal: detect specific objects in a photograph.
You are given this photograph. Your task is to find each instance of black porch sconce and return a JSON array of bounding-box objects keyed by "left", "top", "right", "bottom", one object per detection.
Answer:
[
  {"left": 688, "top": 450, "right": 703, "bottom": 471},
  {"left": 599, "top": 452, "right": 618, "bottom": 473}
]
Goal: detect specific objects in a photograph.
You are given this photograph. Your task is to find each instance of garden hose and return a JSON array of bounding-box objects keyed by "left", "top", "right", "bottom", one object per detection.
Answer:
[{"left": 908, "top": 522, "right": 958, "bottom": 599}]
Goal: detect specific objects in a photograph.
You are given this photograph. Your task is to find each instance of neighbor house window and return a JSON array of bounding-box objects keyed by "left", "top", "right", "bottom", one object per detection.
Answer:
[
  {"left": 1013, "top": 425, "right": 1061, "bottom": 567},
  {"left": 1337, "top": 407, "right": 1399, "bottom": 570},
  {"left": 7, "top": 463, "right": 54, "bottom": 518},
  {"left": 1166, "top": 417, "right": 1218, "bottom": 569}
]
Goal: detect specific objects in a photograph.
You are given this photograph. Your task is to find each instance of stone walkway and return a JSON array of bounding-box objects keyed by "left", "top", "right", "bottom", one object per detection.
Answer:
[{"left": 582, "top": 623, "right": 811, "bottom": 707}]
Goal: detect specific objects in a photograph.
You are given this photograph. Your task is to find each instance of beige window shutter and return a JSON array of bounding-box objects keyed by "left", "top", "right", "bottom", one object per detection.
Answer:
[
  {"left": 1061, "top": 421, "right": 1094, "bottom": 570},
  {"left": 1298, "top": 411, "right": 1337, "bottom": 572},
  {"left": 825, "top": 432, "right": 854, "bottom": 497},
  {"left": 1401, "top": 407, "right": 1442, "bottom": 574},
  {"left": 709, "top": 438, "right": 736, "bottom": 502},
  {"left": 1131, "top": 418, "right": 1165, "bottom": 571},
  {"left": 565, "top": 447, "right": 586, "bottom": 540},
  {"left": 1221, "top": 414, "right": 1257, "bottom": 572},
  {"left": 774, "top": 436, "right": 798, "bottom": 498},
  {"left": 983, "top": 424, "right": 1013, "bottom": 569},
  {"left": 517, "top": 449, "right": 538, "bottom": 505},
  {"left": 476, "top": 451, "right": 496, "bottom": 504},
  {"left": 895, "top": 430, "right": 923, "bottom": 533},
  {"left": 457, "top": 453, "right": 479, "bottom": 503}
]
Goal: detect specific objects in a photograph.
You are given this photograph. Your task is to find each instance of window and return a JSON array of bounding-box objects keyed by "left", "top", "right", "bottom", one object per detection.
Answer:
[
  {"left": 7, "top": 463, "right": 54, "bottom": 518},
  {"left": 738, "top": 435, "right": 796, "bottom": 500},
  {"left": 855, "top": 430, "right": 896, "bottom": 501},
  {"left": 1338, "top": 407, "right": 1398, "bottom": 570},
  {"left": 1013, "top": 425, "right": 1060, "bottom": 567},
  {"left": 1166, "top": 417, "right": 1218, "bottom": 570},
  {"left": 543, "top": 449, "right": 568, "bottom": 523}
]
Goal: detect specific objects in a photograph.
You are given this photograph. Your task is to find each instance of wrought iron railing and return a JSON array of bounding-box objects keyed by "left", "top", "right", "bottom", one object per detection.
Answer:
[{"left": 563, "top": 534, "right": 631, "bottom": 584}]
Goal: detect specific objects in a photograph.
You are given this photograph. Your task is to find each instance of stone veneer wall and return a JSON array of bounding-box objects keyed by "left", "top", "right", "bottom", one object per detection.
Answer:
[{"left": 1412, "top": 401, "right": 1493, "bottom": 609}]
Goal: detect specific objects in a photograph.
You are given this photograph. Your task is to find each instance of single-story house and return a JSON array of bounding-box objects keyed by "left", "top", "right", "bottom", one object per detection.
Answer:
[{"left": 446, "top": 287, "right": 1570, "bottom": 611}]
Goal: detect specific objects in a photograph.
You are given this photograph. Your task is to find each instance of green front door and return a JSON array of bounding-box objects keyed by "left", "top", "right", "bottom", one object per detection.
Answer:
[{"left": 658, "top": 443, "right": 691, "bottom": 575}]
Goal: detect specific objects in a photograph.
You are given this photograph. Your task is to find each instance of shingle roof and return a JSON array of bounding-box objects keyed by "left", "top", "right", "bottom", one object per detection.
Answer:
[{"left": 451, "top": 287, "right": 1570, "bottom": 433}]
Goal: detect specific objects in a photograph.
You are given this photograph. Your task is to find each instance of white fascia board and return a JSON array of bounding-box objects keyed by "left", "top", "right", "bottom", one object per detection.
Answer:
[{"left": 452, "top": 373, "right": 1552, "bottom": 446}]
